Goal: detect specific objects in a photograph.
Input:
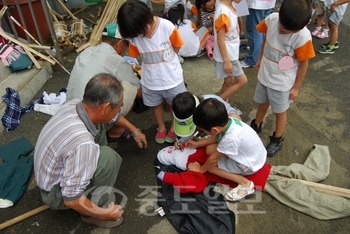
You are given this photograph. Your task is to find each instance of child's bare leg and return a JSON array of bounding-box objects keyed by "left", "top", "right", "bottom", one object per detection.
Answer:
[
  {"left": 206, "top": 143, "right": 218, "bottom": 155},
  {"left": 221, "top": 76, "right": 233, "bottom": 102},
  {"left": 220, "top": 74, "right": 248, "bottom": 102},
  {"left": 255, "top": 102, "right": 270, "bottom": 127},
  {"left": 153, "top": 104, "right": 166, "bottom": 132},
  {"left": 238, "top": 16, "right": 244, "bottom": 35},
  {"left": 329, "top": 22, "right": 338, "bottom": 45},
  {"left": 275, "top": 111, "right": 287, "bottom": 137},
  {"left": 168, "top": 105, "right": 175, "bottom": 132},
  {"left": 316, "top": 14, "right": 324, "bottom": 27}
]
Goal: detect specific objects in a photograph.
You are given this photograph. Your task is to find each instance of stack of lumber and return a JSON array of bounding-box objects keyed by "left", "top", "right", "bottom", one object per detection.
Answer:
[{"left": 77, "top": 0, "right": 126, "bottom": 52}]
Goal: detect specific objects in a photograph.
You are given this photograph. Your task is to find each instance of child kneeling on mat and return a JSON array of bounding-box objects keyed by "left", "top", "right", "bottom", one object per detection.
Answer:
[{"left": 186, "top": 98, "right": 266, "bottom": 201}]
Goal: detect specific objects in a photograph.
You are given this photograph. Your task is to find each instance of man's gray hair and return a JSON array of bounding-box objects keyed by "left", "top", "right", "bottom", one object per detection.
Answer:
[{"left": 83, "top": 73, "right": 124, "bottom": 108}]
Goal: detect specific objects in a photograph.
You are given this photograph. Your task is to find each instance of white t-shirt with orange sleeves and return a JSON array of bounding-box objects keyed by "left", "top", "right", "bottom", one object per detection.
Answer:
[
  {"left": 213, "top": 1, "right": 240, "bottom": 62},
  {"left": 129, "top": 17, "right": 184, "bottom": 91},
  {"left": 177, "top": 20, "right": 200, "bottom": 57},
  {"left": 256, "top": 13, "right": 315, "bottom": 91}
]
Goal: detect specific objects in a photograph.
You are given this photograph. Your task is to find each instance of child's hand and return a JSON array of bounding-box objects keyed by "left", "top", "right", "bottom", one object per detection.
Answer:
[
  {"left": 188, "top": 162, "right": 202, "bottom": 172},
  {"left": 131, "top": 64, "right": 141, "bottom": 73},
  {"left": 289, "top": 87, "right": 299, "bottom": 100},
  {"left": 208, "top": 14, "right": 214, "bottom": 22},
  {"left": 330, "top": 3, "right": 337, "bottom": 12},
  {"left": 174, "top": 140, "right": 181, "bottom": 150},
  {"left": 186, "top": 139, "right": 200, "bottom": 149},
  {"left": 224, "top": 60, "right": 233, "bottom": 73},
  {"left": 255, "top": 59, "right": 262, "bottom": 70}
]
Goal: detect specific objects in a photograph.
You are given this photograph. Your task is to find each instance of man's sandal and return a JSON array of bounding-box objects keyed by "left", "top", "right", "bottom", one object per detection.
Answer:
[
  {"left": 107, "top": 129, "right": 134, "bottom": 143},
  {"left": 225, "top": 181, "right": 255, "bottom": 202}
]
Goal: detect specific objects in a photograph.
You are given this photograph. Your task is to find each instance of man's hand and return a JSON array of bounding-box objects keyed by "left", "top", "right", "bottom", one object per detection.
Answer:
[
  {"left": 133, "top": 130, "right": 147, "bottom": 148},
  {"left": 105, "top": 202, "right": 124, "bottom": 220}
]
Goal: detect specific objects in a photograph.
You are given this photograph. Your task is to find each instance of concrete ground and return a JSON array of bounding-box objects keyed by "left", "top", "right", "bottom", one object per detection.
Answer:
[{"left": 0, "top": 1, "right": 349, "bottom": 234}]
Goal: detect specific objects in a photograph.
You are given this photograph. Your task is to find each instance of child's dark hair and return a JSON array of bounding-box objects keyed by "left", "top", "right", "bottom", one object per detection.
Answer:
[
  {"left": 166, "top": 4, "right": 185, "bottom": 27},
  {"left": 117, "top": 0, "right": 154, "bottom": 38},
  {"left": 172, "top": 91, "right": 196, "bottom": 120},
  {"left": 195, "top": 0, "right": 210, "bottom": 10},
  {"left": 193, "top": 98, "right": 228, "bottom": 132},
  {"left": 279, "top": 0, "right": 311, "bottom": 31}
]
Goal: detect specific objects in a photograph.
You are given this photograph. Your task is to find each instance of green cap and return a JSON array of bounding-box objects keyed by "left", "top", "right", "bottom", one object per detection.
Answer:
[{"left": 102, "top": 23, "right": 122, "bottom": 39}]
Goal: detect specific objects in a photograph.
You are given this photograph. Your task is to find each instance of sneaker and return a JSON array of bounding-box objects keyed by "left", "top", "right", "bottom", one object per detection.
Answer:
[
  {"left": 240, "top": 60, "right": 255, "bottom": 68},
  {"left": 155, "top": 129, "right": 167, "bottom": 144},
  {"left": 311, "top": 28, "right": 321, "bottom": 37},
  {"left": 250, "top": 119, "right": 262, "bottom": 134},
  {"left": 81, "top": 216, "right": 124, "bottom": 229},
  {"left": 318, "top": 45, "right": 335, "bottom": 54},
  {"left": 316, "top": 30, "right": 329, "bottom": 39},
  {"left": 165, "top": 131, "right": 176, "bottom": 143},
  {"left": 266, "top": 132, "right": 284, "bottom": 157},
  {"left": 321, "top": 41, "right": 339, "bottom": 49}
]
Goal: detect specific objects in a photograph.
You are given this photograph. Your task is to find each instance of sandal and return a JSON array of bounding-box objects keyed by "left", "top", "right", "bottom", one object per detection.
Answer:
[
  {"left": 155, "top": 129, "right": 167, "bottom": 144},
  {"left": 107, "top": 129, "right": 134, "bottom": 143},
  {"left": 165, "top": 131, "right": 176, "bottom": 143},
  {"left": 225, "top": 181, "right": 255, "bottom": 202}
]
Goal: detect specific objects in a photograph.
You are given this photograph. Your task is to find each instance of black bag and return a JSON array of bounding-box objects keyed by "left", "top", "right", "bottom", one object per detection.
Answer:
[
  {"left": 154, "top": 158, "right": 236, "bottom": 234},
  {"left": 132, "top": 97, "right": 149, "bottom": 114}
]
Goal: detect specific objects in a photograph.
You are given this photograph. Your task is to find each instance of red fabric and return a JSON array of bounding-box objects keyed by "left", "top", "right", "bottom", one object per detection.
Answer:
[
  {"left": 163, "top": 170, "right": 209, "bottom": 193},
  {"left": 163, "top": 147, "right": 272, "bottom": 193}
]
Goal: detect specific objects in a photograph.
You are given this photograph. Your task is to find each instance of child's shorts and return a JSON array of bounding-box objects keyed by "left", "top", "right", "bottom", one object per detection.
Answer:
[
  {"left": 217, "top": 156, "right": 255, "bottom": 176},
  {"left": 215, "top": 60, "right": 244, "bottom": 78},
  {"left": 325, "top": 7, "right": 343, "bottom": 25},
  {"left": 142, "top": 82, "right": 187, "bottom": 107},
  {"left": 254, "top": 80, "right": 291, "bottom": 113},
  {"left": 315, "top": 1, "right": 325, "bottom": 15}
]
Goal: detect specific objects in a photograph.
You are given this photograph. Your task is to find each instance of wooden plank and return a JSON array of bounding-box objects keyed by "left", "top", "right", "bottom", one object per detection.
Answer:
[
  {"left": 76, "top": 41, "right": 90, "bottom": 53},
  {"left": 273, "top": 175, "right": 350, "bottom": 198},
  {"left": 27, "top": 44, "right": 51, "bottom": 50},
  {"left": 82, "top": 16, "right": 96, "bottom": 25},
  {"left": 0, "top": 31, "right": 55, "bottom": 65},
  {"left": 67, "top": 6, "right": 88, "bottom": 19},
  {"left": 51, "top": 9, "right": 64, "bottom": 20},
  {"left": 77, "top": 0, "right": 125, "bottom": 51},
  {"left": 0, "top": 205, "right": 49, "bottom": 231},
  {"left": 23, "top": 48, "right": 41, "bottom": 69},
  {"left": 56, "top": 0, "right": 77, "bottom": 20}
]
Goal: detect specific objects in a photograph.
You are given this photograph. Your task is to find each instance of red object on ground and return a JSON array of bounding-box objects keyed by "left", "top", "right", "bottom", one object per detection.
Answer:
[{"left": 163, "top": 147, "right": 272, "bottom": 193}]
